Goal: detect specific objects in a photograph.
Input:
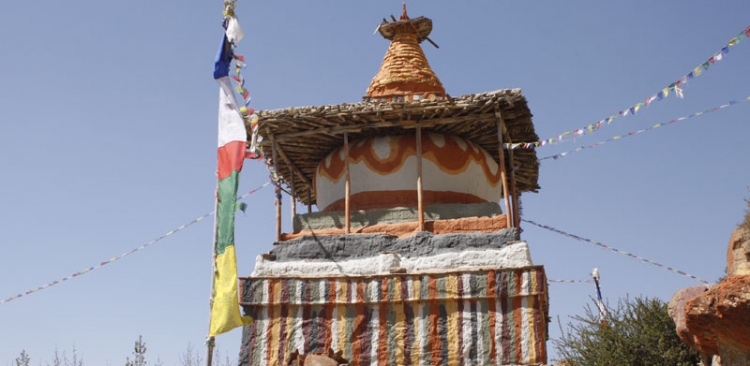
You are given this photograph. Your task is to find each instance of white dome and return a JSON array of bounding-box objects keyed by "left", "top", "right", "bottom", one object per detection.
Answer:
[{"left": 315, "top": 134, "right": 502, "bottom": 211}]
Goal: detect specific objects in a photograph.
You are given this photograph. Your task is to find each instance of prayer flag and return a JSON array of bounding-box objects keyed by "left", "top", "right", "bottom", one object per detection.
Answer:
[{"left": 209, "top": 30, "right": 252, "bottom": 337}]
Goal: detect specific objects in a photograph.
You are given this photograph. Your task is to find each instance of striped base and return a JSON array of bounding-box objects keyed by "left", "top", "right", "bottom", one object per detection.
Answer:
[{"left": 239, "top": 266, "right": 548, "bottom": 366}]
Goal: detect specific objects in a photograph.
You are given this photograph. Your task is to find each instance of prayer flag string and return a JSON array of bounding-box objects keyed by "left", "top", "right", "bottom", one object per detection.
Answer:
[
  {"left": 548, "top": 279, "right": 594, "bottom": 284},
  {"left": 505, "top": 25, "right": 750, "bottom": 150},
  {"left": 0, "top": 182, "right": 271, "bottom": 306},
  {"left": 522, "top": 218, "right": 712, "bottom": 284},
  {"left": 539, "top": 96, "right": 749, "bottom": 161}
]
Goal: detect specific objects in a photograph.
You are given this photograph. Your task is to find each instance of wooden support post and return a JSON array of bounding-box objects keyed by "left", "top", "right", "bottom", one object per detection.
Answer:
[
  {"left": 499, "top": 121, "right": 521, "bottom": 229},
  {"left": 344, "top": 132, "right": 351, "bottom": 234},
  {"left": 290, "top": 168, "right": 296, "bottom": 224},
  {"left": 307, "top": 186, "right": 312, "bottom": 214},
  {"left": 272, "top": 139, "right": 281, "bottom": 241},
  {"left": 495, "top": 112, "right": 513, "bottom": 229},
  {"left": 511, "top": 189, "right": 520, "bottom": 228},
  {"left": 416, "top": 127, "right": 424, "bottom": 231},
  {"left": 507, "top": 142, "right": 521, "bottom": 229}
]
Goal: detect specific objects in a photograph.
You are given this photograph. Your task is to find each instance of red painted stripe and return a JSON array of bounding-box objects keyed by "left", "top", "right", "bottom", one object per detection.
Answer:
[
  {"left": 265, "top": 282, "right": 275, "bottom": 365},
  {"left": 378, "top": 277, "right": 389, "bottom": 366},
  {"left": 318, "top": 304, "right": 333, "bottom": 352},
  {"left": 218, "top": 140, "right": 246, "bottom": 181}
]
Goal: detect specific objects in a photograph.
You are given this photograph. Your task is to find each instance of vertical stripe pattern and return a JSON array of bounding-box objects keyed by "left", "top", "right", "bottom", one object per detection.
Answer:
[{"left": 240, "top": 266, "right": 548, "bottom": 366}]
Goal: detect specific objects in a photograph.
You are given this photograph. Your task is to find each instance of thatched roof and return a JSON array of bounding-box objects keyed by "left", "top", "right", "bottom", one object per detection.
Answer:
[{"left": 250, "top": 89, "right": 540, "bottom": 207}]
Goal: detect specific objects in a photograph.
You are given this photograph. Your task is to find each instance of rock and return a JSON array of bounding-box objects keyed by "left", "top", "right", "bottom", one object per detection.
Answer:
[
  {"left": 668, "top": 285, "right": 710, "bottom": 351},
  {"left": 727, "top": 227, "right": 750, "bottom": 276},
  {"left": 685, "top": 276, "right": 750, "bottom": 365},
  {"left": 670, "top": 224, "right": 750, "bottom": 365},
  {"left": 303, "top": 355, "right": 338, "bottom": 366}
]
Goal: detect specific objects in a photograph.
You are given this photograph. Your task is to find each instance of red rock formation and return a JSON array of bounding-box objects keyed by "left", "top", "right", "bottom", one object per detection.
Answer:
[
  {"left": 684, "top": 276, "right": 750, "bottom": 365},
  {"left": 669, "top": 226, "right": 750, "bottom": 365},
  {"left": 668, "top": 285, "right": 710, "bottom": 352}
]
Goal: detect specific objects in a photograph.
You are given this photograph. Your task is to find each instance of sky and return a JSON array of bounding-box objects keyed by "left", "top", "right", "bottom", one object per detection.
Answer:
[{"left": 1, "top": 1, "right": 749, "bottom": 365}]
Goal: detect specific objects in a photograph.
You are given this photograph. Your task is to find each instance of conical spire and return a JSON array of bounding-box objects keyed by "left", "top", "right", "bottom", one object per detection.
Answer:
[{"left": 365, "top": 5, "right": 445, "bottom": 102}]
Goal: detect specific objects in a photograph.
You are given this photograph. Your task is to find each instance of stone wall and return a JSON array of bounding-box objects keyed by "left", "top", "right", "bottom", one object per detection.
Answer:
[{"left": 270, "top": 229, "right": 519, "bottom": 262}]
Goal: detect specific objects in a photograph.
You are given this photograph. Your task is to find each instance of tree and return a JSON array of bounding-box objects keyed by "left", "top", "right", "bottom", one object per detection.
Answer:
[
  {"left": 125, "top": 335, "right": 148, "bottom": 366},
  {"left": 45, "top": 346, "right": 83, "bottom": 366},
  {"left": 179, "top": 342, "right": 235, "bottom": 366},
  {"left": 212, "top": 344, "right": 235, "bottom": 366},
  {"left": 553, "top": 296, "right": 700, "bottom": 366},
  {"left": 67, "top": 346, "right": 84, "bottom": 366},
  {"left": 49, "top": 347, "right": 62, "bottom": 366},
  {"left": 15, "top": 350, "right": 30, "bottom": 366},
  {"left": 178, "top": 343, "right": 203, "bottom": 366}
]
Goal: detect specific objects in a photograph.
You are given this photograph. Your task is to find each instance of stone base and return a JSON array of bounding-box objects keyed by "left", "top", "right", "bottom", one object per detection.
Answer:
[{"left": 269, "top": 229, "right": 520, "bottom": 263}]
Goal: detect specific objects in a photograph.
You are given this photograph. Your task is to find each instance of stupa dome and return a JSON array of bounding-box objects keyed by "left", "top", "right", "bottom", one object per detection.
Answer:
[{"left": 315, "top": 134, "right": 502, "bottom": 212}]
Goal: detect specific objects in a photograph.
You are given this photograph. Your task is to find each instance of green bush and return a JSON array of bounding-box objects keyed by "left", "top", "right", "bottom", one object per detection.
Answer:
[{"left": 553, "top": 296, "right": 700, "bottom": 366}]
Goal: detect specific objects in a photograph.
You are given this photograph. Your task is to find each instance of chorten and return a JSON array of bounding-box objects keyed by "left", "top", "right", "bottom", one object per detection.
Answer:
[{"left": 238, "top": 6, "right": 548, "bottom": 366}]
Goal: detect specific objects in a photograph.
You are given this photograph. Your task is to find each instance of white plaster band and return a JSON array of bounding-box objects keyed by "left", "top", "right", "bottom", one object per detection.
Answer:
[{"left": 251, "top": 242, "right": 533, "bottom": 277}]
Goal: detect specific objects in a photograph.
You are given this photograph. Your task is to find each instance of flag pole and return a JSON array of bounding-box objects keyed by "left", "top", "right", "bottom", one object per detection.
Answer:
[
  {"left": 206, "top": 2, "right": 244, "bottom": 364},
  {"left": 206, "top": 185, "right": 219, "bottom": 366},
  {"left": 591, "top": 268, "right": 608, "bottom": 326}
]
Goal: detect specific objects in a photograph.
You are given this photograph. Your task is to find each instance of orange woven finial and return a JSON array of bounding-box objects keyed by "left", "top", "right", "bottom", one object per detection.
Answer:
[
  {"left": 400, "top": 3, "right": 409, "bottom": 20},
  {"left": 365, "top": 7, "right": 445, "bottom": 101}
]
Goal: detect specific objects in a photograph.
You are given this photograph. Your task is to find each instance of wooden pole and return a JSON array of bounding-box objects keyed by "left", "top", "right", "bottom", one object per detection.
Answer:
[
  {"left": 508, "top": 147, "right": 521, "bottom": 229},
  {"left": 344, "top": 132, "right": 351, "bottom": 234},
  {"left": 290, "top": 168, "right": 296, "bottom": 224},
  {"left": 205, "top": 185, "right": 220, "bottom": 366},
  {"left": 205, "top": 337, "right": 214, "bottom": 366},
  {"left": 272, "top": 139, "right": 281, "bottom": 241},
  {"left": 500, "top": 122, "right": 521, "bottom": 229},
  {"left": 495, "top": 112, "right": 513, "bottom": 228},
  {"left": 307, "top": 186, "right": 312, "bottom": 214},
  {"left": 416, "top": 127, "right": 424, "bottom": 231}
]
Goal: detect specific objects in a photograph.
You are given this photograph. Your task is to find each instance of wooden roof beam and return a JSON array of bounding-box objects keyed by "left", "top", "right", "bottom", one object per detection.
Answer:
[
  {"left": 268, "top": 134, "right": 311, "bottom": 190},
  {"left": 272, "top": 113, "right": 495, "bottom": 142}
]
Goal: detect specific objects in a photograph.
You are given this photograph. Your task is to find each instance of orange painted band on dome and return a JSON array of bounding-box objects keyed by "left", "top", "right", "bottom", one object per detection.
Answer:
[
  {"left": 316, "top": 135, "right": 501, "bottom": 187},
  {"left": 322, "top": 190, "right": 487, "bottom": 212}
]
